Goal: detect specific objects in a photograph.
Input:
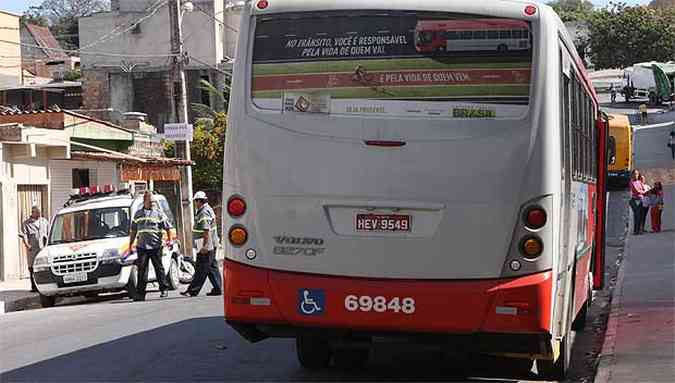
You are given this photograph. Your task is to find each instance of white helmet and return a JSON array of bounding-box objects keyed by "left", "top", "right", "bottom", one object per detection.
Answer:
[{"left": 193, "top": 191, "right": 207, "bottom": 201}]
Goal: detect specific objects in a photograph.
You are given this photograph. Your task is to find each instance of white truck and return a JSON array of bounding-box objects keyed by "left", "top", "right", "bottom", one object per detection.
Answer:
[
  {"left": 32, "top": 185, "right": 190, "bottom": 308},
  {"left": 622, "top": 63, "right": 673, "bottom": 104}
]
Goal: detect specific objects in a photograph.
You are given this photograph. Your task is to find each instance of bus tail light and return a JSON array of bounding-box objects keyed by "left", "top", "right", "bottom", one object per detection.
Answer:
[
  {"left": 524, "top": 207, "right": 547, "bottom": 230},
  {"left": 227, "top": 196, "right": 247, "bottom": 217},
  {"left": 520, "top": 236, "right": 543, "bottom": 259},
  {"left": 229, "top": 226, "right": 248, "bottom": 247}
]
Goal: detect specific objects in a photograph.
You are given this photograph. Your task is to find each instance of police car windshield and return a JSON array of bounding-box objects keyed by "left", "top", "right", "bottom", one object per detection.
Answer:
[{"left": 49, "top": 207, "right": 131, "bottom": 244}]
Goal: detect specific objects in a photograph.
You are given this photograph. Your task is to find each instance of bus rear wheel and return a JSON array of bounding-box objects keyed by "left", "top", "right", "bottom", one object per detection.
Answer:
[
  {"left": 296, "top": 336, "right": 332, "bottom": 369},
  {"left": 497, "top": 44, "right": 508, "bottom": 53}
]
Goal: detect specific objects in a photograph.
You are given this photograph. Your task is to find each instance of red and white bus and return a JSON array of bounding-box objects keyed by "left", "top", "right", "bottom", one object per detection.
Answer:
[
  {"left": 415, "top": 19, "right": 532, "bottom": 54},
  {"left": 222, "top": 1, "right": 608, "bottom": 379}
]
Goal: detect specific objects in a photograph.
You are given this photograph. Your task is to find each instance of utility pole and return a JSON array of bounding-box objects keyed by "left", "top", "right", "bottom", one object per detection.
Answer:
[{"left": 169, "top": 0, "right": 194, "bottom": 254}]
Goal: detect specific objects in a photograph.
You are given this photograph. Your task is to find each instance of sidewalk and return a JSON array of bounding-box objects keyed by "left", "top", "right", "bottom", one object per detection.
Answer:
[
  {"left": 0, "top": 278, "right": 39, "bottom": 314},
  {"left": 596, "top": 185, "right": 675, "bottom": 383}
]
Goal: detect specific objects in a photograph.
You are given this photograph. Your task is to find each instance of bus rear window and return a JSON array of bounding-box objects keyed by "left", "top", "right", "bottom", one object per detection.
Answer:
[{"left": 251, "top": 11, "right": 533, "bottom": 119}]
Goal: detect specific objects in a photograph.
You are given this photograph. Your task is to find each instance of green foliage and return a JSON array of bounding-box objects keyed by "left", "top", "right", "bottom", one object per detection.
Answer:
[
  {"left": 21, "top": 9, "right": 49, "bottom": 27},
  {"left": 190, "top": 113, "right": 227, "bottom": 190},
  {"left": 163, "top": 113, "right": 227, "bottom": 190},
  {"left": 587, "top": 3, "right": 675, "bottom": 69},
  {"left": 190, "top": 77, "right": 232, "bottom": 119},
  {"left": 548, "top": 0, "right": 594, "bottom": 22},
  {"left": 63, "top": 69, "right": 81, "bottom": 81}
]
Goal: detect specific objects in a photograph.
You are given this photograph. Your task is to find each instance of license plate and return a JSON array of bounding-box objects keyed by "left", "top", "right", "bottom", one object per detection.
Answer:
[
  {"left": 355, "top": 214, "right": 411, "bottom": 232},
  {"left": 63, "top": 272, "right": 88, "bottom": 284}
]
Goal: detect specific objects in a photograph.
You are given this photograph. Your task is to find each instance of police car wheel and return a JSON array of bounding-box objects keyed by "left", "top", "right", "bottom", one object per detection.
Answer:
[
  {"left": 167, "top": 259, "right": 179, "bottom": 290},
  {"left": 39, "top": 294, "right": 56, "bottom": 308},
  {"left": 296, "top": 336, "right": 332, "bottom": 369}
]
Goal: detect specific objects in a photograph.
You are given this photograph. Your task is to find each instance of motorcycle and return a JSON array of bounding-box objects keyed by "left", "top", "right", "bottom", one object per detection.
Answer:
[{"left": 177, "top": 250, "right": 196, "bottom": 284}]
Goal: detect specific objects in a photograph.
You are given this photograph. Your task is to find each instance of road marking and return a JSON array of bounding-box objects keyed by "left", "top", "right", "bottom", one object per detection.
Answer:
[{"left": 632, "top": 121, "right": 674, "bottom": 131}]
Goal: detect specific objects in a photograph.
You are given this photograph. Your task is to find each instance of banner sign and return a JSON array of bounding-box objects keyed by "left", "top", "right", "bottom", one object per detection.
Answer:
[
  {"left": 121, "top": 164, "right": 181, "bottom": 181},
  {"left": 252, "top": 11, "right": 532, "bottom": 119},
  {"left": 163, "top": 123, "right": 194, "bottom": 141}
]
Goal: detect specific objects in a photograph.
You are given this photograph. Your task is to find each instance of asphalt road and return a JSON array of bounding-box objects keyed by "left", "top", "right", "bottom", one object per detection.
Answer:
[
  {"left": 2, "top": 98, "right": 654, "bottom": 381},
  {"left": 0, "top": 192, "right": 629, "bottom": 383}
]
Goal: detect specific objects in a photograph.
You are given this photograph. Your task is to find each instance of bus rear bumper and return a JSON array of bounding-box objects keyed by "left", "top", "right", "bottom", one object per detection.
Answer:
[{"left": 224, "top": 260, "right": 553, "bottom": 342}]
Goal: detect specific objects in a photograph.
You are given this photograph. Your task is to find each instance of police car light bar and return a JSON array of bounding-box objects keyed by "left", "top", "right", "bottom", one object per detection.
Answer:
[
  {"left": 103, "top": 184, "right": 115, "bottom": 193},
  {"left": 70, "top": 184, "right": 118, "bottom": 198}
]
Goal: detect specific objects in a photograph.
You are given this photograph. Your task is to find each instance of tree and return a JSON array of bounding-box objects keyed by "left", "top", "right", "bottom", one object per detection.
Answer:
[
  {"left": 163, "top": 113, "right": 227, "bottom": 190},
  {"left": 23, "top": 0, "right": 110, "bottom": 50},
  {"left": 190, "top": 113, "right": 227, "bottom": 190},
  {"left": 548, "top": 0, "right": 594, "bottom": 22},
  {"left": 21, "top": 7, "right": 49, "bottom": 27},
  {"left": 191, "top": 78, "right": 231, "bottom": 119},
  {"left": 164, "top": 76, "right": 231, "bottom": 190},
  {"left": 587, "top": 3, "right": 675, "bottom": 69}
]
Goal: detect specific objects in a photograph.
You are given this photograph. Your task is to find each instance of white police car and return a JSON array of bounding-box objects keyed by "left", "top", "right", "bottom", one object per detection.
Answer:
[{"left": 32, "top": 184, "right": 185, "bottom": 308}]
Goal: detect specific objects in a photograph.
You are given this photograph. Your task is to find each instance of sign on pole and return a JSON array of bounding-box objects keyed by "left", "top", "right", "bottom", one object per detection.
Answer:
[{"left": 163, "top": 123, "right": 194, "bottom": 141}]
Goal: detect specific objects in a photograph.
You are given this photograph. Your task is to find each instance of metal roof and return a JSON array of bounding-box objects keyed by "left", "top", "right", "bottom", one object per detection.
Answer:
[{"left": 24, "top": 23, "right": 69, "bottom": 60}]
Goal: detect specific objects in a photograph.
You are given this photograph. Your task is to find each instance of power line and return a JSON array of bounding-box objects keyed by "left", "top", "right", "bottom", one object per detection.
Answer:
[
  {"left": 188, "top": 55, "right": 233, "bottom": 80},
  {"left": 78, "top": 0, "right": 169, "bottom": 52},
  {"left": 0, "top": 39, "right": 178, "bottom": 58},
  {"left": 191, "top": 2, "right": 239, "bottom": 33}
]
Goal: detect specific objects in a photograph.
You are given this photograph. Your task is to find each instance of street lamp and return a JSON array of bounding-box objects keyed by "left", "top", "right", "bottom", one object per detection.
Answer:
[{"left": 181, "top": 1, "right": 194, "bottom": 13}]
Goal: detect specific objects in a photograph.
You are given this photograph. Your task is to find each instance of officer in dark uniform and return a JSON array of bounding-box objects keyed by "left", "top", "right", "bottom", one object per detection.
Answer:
[
  {"left": 181, "top": 191, "right": 222, "bottom": 297},
  {"left": 129, "top": 191, "right": 172, "bottom": 301}
]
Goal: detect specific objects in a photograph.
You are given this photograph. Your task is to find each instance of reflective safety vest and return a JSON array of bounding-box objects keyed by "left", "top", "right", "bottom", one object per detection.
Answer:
[
  {"left": 132, "top": 207, "right": 170, "bottom": 250},
  {"left": 193, "top": 204, "right": 218, "bottom": 251}
]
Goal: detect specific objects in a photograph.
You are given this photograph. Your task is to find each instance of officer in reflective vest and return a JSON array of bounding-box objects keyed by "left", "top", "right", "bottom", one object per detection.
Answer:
[
  {"left": 181, "top": 191, "right": 222, "bottom": 297},
  {"left": 129, "top": 191, "right": 172, "bottom": 301}
]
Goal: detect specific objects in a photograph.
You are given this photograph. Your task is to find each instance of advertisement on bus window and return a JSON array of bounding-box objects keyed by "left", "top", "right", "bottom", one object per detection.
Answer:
[{"left": 252, "top": 11, "right": 533, "bottom": 119}]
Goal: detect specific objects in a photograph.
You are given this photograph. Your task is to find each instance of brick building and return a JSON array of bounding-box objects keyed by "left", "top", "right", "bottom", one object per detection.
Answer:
[{"left": 78, "top": 0, "right": 238, "bottom": 129}]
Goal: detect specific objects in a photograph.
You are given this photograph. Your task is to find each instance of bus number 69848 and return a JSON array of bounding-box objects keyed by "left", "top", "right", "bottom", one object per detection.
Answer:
[{"left": 344, "top": 295, "right": 416, "bottom": 314}]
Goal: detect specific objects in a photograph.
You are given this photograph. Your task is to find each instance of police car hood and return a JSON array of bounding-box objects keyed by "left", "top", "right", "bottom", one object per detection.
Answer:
[{"left": 41, "top": 237, "right": 129, "bottom": 258}]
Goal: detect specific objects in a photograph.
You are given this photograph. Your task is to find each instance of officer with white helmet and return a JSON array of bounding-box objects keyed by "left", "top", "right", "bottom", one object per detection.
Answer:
[{"left": 181, "top": 191, "right": 222, "bottom": 296}]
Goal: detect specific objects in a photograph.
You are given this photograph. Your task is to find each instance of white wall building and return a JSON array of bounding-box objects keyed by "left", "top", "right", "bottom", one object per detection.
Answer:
[
  {"left": 0, "top": 123, "right": 70, "bottom": 281},
  {"left": 79, "top": 0, "right": 239, "bottom": 128}
]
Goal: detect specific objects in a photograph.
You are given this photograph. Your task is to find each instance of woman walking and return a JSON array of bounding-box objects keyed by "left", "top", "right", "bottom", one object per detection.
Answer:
[{"left": 629, "top": 169, "right": 648, "bottom": 234}]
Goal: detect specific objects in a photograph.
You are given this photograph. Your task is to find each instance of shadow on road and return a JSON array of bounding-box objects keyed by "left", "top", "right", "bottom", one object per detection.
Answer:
[{"left": 0, "top": 314, "right": 563, "bottom": 382}]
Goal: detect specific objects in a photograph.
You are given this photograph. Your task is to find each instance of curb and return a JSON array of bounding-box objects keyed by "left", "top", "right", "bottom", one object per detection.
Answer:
[
  {"left": 594, "top": 232, "right": 631, "bottom": 383},
  {"left": 0, "top": 294, "right": 41, "bottom": 314}
]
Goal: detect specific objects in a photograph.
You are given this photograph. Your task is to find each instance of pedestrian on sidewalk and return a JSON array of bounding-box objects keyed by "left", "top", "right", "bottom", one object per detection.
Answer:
[
  {"left": 20, "top": 205, "right": 49, "bottom": 292},
  {"left": 181, "top": 191, "right": 222, "bottom": 297},
  {"left": 668, "top": 130, "right": 674, "bottom": 160},
  {"left": 647, "top": 182, "right": 664, "bottom": 233},
  {"left": 610, "top": 84, "right": 617, "bottom": 103},
  {"left": 639, "top": 103, "right": 648, "bottom": 125},
  {"left": 629, "top": 169, "right": 648, "bottom": 235},
  {"left": 129, "top": 191, "right": 172, "bottom": 301},
  {"left": 639, "top": 175, "right": 651, "bottom": 233}
]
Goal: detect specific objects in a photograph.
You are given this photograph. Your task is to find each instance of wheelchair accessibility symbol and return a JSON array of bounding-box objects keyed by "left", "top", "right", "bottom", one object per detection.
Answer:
[{"left": 298, "top": 289, "right": 325, "bottom": 316}]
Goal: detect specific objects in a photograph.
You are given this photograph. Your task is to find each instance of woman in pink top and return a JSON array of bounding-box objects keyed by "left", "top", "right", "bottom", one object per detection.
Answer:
[{"left": 629, "top": 169, "right": 648, "bottom": 234}]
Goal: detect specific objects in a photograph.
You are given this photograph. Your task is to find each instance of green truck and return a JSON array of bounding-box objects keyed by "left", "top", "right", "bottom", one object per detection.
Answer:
[{"left": 622, "top": 61, "right": 675, "bottom": 105}]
